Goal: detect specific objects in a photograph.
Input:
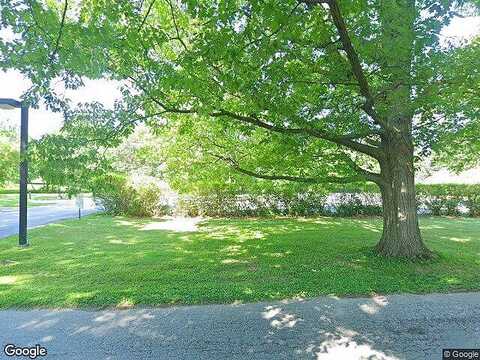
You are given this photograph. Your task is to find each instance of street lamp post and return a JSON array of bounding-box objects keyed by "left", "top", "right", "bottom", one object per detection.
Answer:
[{"left": 0, "top": 98, "right": 29, "bottom": 247}]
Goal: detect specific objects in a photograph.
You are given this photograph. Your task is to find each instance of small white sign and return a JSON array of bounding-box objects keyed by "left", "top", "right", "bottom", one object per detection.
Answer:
[{"left": 75, "top": 195, "right": 84, "bottom": 209}]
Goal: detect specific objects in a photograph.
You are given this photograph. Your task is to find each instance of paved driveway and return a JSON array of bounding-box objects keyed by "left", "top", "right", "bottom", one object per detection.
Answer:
[
  {"left": 0, "top": 292, "right": 478, "bottom": 359},
  {"left": 0, "top": 199, "right": 99, "bottom": 238}
]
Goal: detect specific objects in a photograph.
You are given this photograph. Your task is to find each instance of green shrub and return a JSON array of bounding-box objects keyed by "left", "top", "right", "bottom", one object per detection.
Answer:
[
  {"left": 284, "top": 192, "right": 327, "bottom": 216},
  {"left": 327, "top": 192, "right": 382, "bottom": 217},
  {"left": 92, "top": 179, "right": 480, "bottom": 218},
  {"left": 416, "top": 184, "right": 480, "bottom": 217},
  {"left": 464, "top": 187, "right": 480, "bottom": 217},
  {"left": 176, "top": 184, "right": 480, "bottom": 218},
  {"left": 176, "top": 191, "right": 328, "bottom": 217},
  {"left": 331, "top": 184, "right": 480, "bottom": 217},
  {"left": 92, "top": 174, "right": 169, "bottom": 217}
]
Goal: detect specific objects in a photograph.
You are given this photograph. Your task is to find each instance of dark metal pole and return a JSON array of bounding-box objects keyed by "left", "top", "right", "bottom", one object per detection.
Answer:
[{"left": 19, "top": 105, "right": 28, "bottom": 247}]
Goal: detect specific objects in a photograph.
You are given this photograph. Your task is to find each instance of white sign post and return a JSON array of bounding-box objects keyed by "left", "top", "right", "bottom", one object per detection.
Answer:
[{"left": 76, "top": 195, "right": 84, "bottom": 219}]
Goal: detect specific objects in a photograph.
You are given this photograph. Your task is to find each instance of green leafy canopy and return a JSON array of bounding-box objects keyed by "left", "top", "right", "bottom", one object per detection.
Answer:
[{"left": 1, "top": 0, "right": 479, "bottom": 193}]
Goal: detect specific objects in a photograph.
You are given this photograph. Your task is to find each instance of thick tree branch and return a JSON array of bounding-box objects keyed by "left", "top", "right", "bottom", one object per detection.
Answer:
[
  {"left": 49, "top": 0, "right": 68, "bottom": 61},
  {"left": 166, "top": 0, "right": 188, "bottom": 51},
  {"left": 212, "top": 154, "right": 367, "bottom": 184},
  {"left": 138, "top": 0, "right": 156, "bottom": 31},
  {"left": 128, "top": 76, "right": 382, "bottom": 159},
  {"left": 128, "top": 76, "right": 195, "bottom": 114},
  {"left": 211, "top": 110, "right": 382, "bottom": 159},
  {"left": 326, "top": 0, "right": 384, "bottom": 126},
  {"left": 340, "top": 155, "right": 384, "bottom": 184},
  {"left": 300, "top": 0, "right": 388, "bottom": 130}
]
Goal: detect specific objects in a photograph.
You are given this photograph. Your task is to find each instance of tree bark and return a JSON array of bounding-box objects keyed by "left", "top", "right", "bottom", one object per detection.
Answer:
[{"left": 375, "top": 134, "right": 433, "bottom": 258}]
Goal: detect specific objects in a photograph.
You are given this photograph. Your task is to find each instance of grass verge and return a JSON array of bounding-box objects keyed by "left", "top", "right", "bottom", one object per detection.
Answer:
[
  {"left": 0, "top": 194, "right": 58, "bottom": 208},
  {"left": 0, "top": 215, "right": 478, "bottom": 308}
]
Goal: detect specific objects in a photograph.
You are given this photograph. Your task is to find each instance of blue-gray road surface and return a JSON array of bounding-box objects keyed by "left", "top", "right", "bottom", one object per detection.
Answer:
[
  {"left": 0, "top": 292, "right": 478, "bottom": 359},
  {"left": 0, "top": 201, "right": 99, "bottom": 238}
]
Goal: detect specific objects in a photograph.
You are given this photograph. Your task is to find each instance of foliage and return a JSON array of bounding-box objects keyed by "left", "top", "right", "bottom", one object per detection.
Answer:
[
  {"left": 417, "top": 184, "right": 480, "bottom": 217},
  {"left": 177, "top": 190, "right": 329, "bottom": 217},
  {"left": 29, "top": 112, "right": 167, "bottom": 195},
  {"left": 2, "top": 0, "right": 479, "bottom": 256},
  {"left": 330, "top": 192, "right": 382, "bottom": 217},
  {"left": 28, "top": 103, "right": 132, "bottom": 194},
  {"left": 1, "top": 215, "right": 480, "bottom": 308},
  {"left": 110, "top": 125, "right": 165, "bottom": 178},
  {"left": 1, "top": 0, "right": 478, "bottom": 187},
  {"left": 430, "top": 40, "right": 480, "bottom": 171},
  {"left": 176, "top": 190, "right": 383, "bottom": 218},
  {"left": 0, "top": 142, "right": 18, "bottom": 186},
  {"left": 0, "top": 124, "right": 19, "bottom": 186},
  {"left": 176, "top": 184, "right": 480, "bottom": 218},
  {"left": 92, "top": 173, "right": 169, "bottom": 217},
  {"left": 329, "top": 184, "right": 480, "bottom": 217},
  {"left": 324, "top": 184, "right": 480, "bottom": 218}
]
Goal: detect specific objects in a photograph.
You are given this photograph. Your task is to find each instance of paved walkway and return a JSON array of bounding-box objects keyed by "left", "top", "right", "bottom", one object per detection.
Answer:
[
  {"left": 1, "top": 292, "right": 479, "bottom": 359},
  {"left": 0, "top": 199, "right": 99, "bottom": 238}
]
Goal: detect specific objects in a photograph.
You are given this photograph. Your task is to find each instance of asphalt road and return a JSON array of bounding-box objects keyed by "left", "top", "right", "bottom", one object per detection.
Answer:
[
  {"left": 0, "top": 292, "right": 478, "bottom": 359},
  {"left": 0, "top": 200, "right": 99, "bottom": 238}
]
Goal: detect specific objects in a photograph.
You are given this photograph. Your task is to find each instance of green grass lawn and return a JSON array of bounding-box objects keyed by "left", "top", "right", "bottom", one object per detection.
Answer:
[
  {"left": 0, "top": 197, "right": 20, "bottom": 207},
  {"left": 0, "top": 194, "right": 58, "bottom": 207},
  {"left": 0, "top": 215, "right": 479, "bottom": 308}
]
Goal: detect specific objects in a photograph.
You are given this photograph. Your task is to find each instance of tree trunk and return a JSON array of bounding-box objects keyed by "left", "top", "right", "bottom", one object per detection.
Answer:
[{"left": 375, "top": 135, "right": 433, "bottom": 258}]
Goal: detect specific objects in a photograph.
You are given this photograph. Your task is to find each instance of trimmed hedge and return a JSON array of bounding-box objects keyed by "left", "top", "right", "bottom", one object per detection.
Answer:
[
  {"left": 34, "top": 179, "right": 478, "bottom": 218},
  {"left": 416, "top": 184, "right": 480, "bottom": 217},
  {"left": 175, "top": 191, "right": 382, "bottom": 217},
  {"left": 176, "top": 192, "right": 328, "bottom": 217},
  {"left": 175, "top": 184, "right": 480, "bottom": 218}
]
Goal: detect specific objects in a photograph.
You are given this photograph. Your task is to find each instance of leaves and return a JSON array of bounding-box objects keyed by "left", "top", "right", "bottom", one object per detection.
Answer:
[{"left": 1, "top": 0, "right": 479, "bottom": 192}]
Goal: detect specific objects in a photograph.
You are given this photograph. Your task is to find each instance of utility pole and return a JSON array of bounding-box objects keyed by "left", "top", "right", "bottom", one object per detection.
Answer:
[{"left": 19, "top": 105, "right": 29, "bottom": 247}]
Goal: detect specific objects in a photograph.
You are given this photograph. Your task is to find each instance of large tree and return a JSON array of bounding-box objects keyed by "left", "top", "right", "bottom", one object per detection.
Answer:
[{"left": 1, "top": 0, "right": 479, "bottom": 257}]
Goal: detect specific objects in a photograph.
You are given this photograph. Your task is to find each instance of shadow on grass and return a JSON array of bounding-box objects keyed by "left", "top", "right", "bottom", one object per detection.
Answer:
[{"left": 0, "top": 215, "right": 479, "bottom": 308}]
